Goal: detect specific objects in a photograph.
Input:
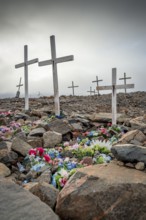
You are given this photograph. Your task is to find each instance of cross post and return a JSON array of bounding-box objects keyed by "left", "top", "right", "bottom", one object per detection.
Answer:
[
  {"left": 15, "top": 45, "right": 38, "bottom": 110},
  {"left": 68, "top": 81, "right": 79, "bottom": 96},
  {"left": 92, "top": 76, "right": 103, "bottom": 95},
  {"left": 96, "top": 68, "right": 134, "bottom": 125},
  {"left": 39, "top": 35, "right": 74, "bottom": 116},
  {"left": 16, "top": 77, "right": 23, "bottom": 98},
  {"left": 119, "top": 72, "right": 131, "bottom": 93}
]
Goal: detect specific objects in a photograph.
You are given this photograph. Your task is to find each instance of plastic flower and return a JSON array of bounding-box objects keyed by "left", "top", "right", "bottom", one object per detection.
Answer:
[
  {"left": 36, "top": 147, "right": 44, "bottom": 156},
  {"left": 28, "top": 149, "right": 37, "bottom": 156},
  {"left": 64, "top": 142, "right": 70, "bottom": 147},
  {"left": 43, "top": 154, "right": 51, "bottom": 162},
  {"left": 59, "top": 177, "right": 68, "bottom": 187}
]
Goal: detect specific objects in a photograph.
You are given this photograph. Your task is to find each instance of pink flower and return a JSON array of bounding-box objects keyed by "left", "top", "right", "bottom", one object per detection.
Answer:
[
  {"left": 59, "top": 177, "right": 67, "bottom": 187},
  {"left": 100, "top": 128, "right": 107, "bottom": 134},
  {"left": 64, "top": 142, "right": 69, "bottom": 147},
  {"left": 36, "top": 147, "right": 44, "bottom": 156},
  {"left": 29, "top": 149, "right": 37, "bottom": 156},
  {"left": 43, "top": 154, "right": 51, "bottom": 162}
]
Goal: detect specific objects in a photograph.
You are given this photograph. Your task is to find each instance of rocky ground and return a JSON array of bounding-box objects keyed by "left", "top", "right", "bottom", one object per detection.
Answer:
[
  {"left": 1, "top": 91, "right": 146, "bottom": 220},
  {"left": 0, "top": 91, "right": 146, "bottom": 117}
]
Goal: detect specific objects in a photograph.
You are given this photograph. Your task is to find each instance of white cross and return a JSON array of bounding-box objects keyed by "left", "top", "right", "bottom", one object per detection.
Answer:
[
  {"left": 92, "top": 76, "right": 103, "bottom": 95},
  {"left": 87, "top": 87, "right": 96, "bottom": 95},
  {"left": 39, "top": 35, "right": 74, "bottom": 116},
  {"left": 15, "top": 45, "right": 38, "bottom": 110},
  {"left": 68, "top": 81, "right": 79, "bottom": 96},
  {"left": 16, "top": 77, "right": 23, "bottom": 98},
  {"left": 96, "top": 68, "right": 134, "bottom": 125},
  {"left": 119, "top": 72, "right": 132, "bottom": 93}
]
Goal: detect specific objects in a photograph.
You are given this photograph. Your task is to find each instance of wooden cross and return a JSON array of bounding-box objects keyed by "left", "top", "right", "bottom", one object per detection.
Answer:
[
  {"left": 68, "top": 81, "right": 79, "bottom": 96},
  {"left": 87, "top": 87, "right": 96, "bottom": 95},
  {"left": 92, "top": 76, "right": 103, "bottom": 95},
  {"left": 15, "top": 77, "right": 23, "bottom": 98},
  {"left": 119, "top": 72, "right": 132, "bottom": 93},
  {"left": 15, "top": 45, "right": 38, "bottom": 110},
  {"left": 39, "top": 35, "right": 74, "bottom": 116},
  {"left": 96, "top": 68, "right": 134, "bottom": 125}
]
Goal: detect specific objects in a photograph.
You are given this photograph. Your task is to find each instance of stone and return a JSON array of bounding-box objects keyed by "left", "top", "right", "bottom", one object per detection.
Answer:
[
  {"left": 135, "top": 162, "right": 145, "bottom": 171},
  {"left": 27, "top": 136, "right": 43, "bottom": 148},
  {"left": 117, "top": 160, "right": 124, "bottom": 166},
  {"left": 30, "top": 182, "right": 59, "bottom": 210},
  {"left": 0, "top": 141, "right": 18, "bottom": 165},
  {"left": 47, "top": 119, "right": 71, "bottom": 135},
  {"left": 37, "top": 168, "right": 52, "bottom": 184},
  {"left": 11, "top": 137, "right": 32, "bottom": 156},
  {"left": 130, "top": 116, "right": 146, "bottom": 130},
  {"left": 70, "top": 122, "right": 83, "bottom": 131},
  {"left": 111, "top": 144, "right": 146, "bottom": 164},
  {"left": 0, "top": 178, "right": 59, "bottom": 220},
  {"left": 0, "top": 163, "right": 11, "bottom": 177},
  {"left": 82, "top": 156, "right": 93, "bottom": 166},
  {"left": 43, "top": 131, "right": 62, "bottom": 148},
  {"left": 116, "top": 129, "right": 146, "bottom": 145},
  {"left": 56, "top": 163, "right": 146, "bottom": 220},
  {"left": 88, "top": 112, "right": 122, "bottom": 123},
  {"left": 125, "top": 162, "right": 135, "bottom": 168},
  {"left": 14, "top": 112, "right": 30, "bottom": 120},
  {"left": 29, "top": 127, "right": 46, "bottom": 137}
]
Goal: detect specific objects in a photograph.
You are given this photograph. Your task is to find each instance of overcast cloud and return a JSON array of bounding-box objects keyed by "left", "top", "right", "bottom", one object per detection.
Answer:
[{"left": 0, "top": 0, "right": 146, "bottom": 97}]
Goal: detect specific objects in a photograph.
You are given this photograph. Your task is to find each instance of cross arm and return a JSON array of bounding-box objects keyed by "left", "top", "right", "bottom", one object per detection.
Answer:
[
  {"left": 39, "top": 59, "right": 53, "bottom": 66},
  {"left": 97, "top": 85, "right": 112, "bottom": 90},
  {"left": 92, "top": 79, "right": 103, "bottom": 83},
  {"left": 116, "top": 84, "right": 134, "bottom": 89},
  {"left": 56, "top": 55, "right": 74, "bottom": 64},
  {"left": 119, "top": 77, "right": 131, "bottom": 80},
  {"left": 16, "top": 84, "right": 23, "bottom": 87},
  {"left": 15, "top": 63, "right": 25, "bottom": 68},
  {"left": 27, "top": 58, "right": 38, "bottom": 65}
]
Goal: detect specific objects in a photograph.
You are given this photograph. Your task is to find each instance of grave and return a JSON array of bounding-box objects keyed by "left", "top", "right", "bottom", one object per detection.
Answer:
[
  {"left": 119, "top": 72, "right": 132, "bottom": 93},
  {"left": 15, "top": 45, "right": 38, "bottom": 110},
  {"left": 96, "top": 68, "right": 134, "bottom": 124},
  {"left": 68, "top": 81, "right": 79, "bottom": 96},
  {"left": 87, "top": 87, "right": 96, "bottom": 95},
  {"left": 92, "top": 75, "right": 103, "bottom": 95},
  {"left": 15, "top": 77, "right": 23, "bottom": 98},
  {"left": 39, "top": 35, "right": 74, "bottom": 116}
]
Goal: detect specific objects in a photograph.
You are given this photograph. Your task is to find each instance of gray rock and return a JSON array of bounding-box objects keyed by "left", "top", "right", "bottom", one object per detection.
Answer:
[
  {"left": 11, "top": 137, "right": 32, "bottom": 156},
  {"left": 29, "top": 127, "right": 46, "bottom": 137},
  {"left": 56, "top": 163, "right": 146, "bottom": 220},
  {"left": 43, "top": 131, "right": 62, "bottom": 148},
  {"left": 30, "top": 182, "right": 59, "bottom": 210},
  {"left": 0, "top": 141, "right": 18, "bottom": 165},
  {"left": 0, "top": 163, "right": 11, "bottom": 177},
  {"left": 27, "top": 136, "right": 43, "bottom": 148},
  {"left": 47, "top": 119, "right": 71, "bottom": 135},
  {"left": 111, "top": 144, "right": 146, "bottom": 164},
  {"left": 37, "top": 169, "right": 52, "bottom": 184},
  {"left": 135, "top": 162, "right": 145, "bottom": 171},
  {"left": 0, "top": 178, "right": 60, "bottom": 220}
]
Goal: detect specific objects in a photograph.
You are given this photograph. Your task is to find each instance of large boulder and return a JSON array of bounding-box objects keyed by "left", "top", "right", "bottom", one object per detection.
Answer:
[
  {"left": 130, "top": 116, "right": 146, "bottom": 130},
  {"left": 0, "top": 141, "right": 18, "bottom": 165},
  {"left": 116, "top": 129, "right": 146, "bottom": 145},
  {"left": 0, "top": 178, "right": 59, "bottom": 220},
  {"left": 111, "top": 144, "right": 146, "bottom": 164},
  {"left": 11, "top": 137, "right": 32, "bottom": 156},
  {"left": 88, "top": 112, "right": 122, "bottom": 123},
  {"left": 0, "top": 163, "right": 11, "bottom": 177},
  {"left": 56, "top": 163, "right": 146, "bottom": 220},
  {"left": 43, "top": 131, "right": 62, "bottom": 148},
  {"left": 47, "top": 118, "right": 72, "bottom": 135},
  {"left": 29, "top": 182, "right": 59, "bottom": 210}
]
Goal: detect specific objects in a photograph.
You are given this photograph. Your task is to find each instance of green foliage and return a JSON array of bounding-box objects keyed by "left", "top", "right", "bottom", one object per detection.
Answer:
[
  {"left": 93, "top": 145, "right": 110, "bottom": 154},
  {"left": 72, "top": 147, "right": 94, "bottom": 160},
  {"left": 96, "top": 156, "right": 105, "bottom": 164}
]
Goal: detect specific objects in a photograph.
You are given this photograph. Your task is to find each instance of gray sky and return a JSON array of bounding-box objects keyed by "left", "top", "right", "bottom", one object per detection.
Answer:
[{"left": 0, "top": 0, "right": 146, "bottom": 97}]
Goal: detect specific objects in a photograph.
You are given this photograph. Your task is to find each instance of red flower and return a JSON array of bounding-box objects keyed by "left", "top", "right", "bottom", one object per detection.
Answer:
[
  {"left": 29, "top": 149, "right": 36, "bottom": 156},
  {"left": 36, "top": 147, "right": 44, "bottom": 156},
  {"left": 43, "top": 154, "right": 51, "bottom": 162}
]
